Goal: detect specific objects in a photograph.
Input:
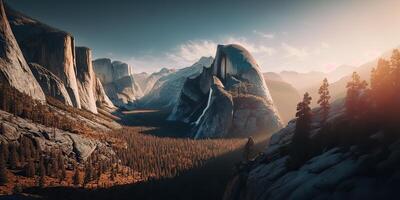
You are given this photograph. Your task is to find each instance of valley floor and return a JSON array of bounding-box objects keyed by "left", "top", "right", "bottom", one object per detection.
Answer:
[{"left": 2, "top": 109, "right": 270, "bottom": 200}]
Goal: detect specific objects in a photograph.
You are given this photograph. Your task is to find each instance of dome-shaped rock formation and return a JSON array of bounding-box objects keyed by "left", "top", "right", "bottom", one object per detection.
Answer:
[{"left": 169, "top": 44, "right": 282, "bottom": 138}]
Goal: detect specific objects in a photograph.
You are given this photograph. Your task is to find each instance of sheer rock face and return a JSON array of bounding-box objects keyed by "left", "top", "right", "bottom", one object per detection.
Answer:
[
  {"left": 6, "top": 5, "right": 81, "bottom": 108},
  {"left": 76, "top": 47, "right": 97, "bottom": 113},
  {"left": 139, "top": 57, "right": 213, "bottom": 109},
  {"left": 169, "top": 44, "right": 282, "bottom": 138},
  {"left": 192, "top": 77, "right": 234, "bottom": 139},
  {"left": 28, "top": 63, "right": 72, "bottom": 106},
  {"left": 94, "top": 77, "right": 115, "bottom": 110},
  {"left": 93, "top": 58, "right": 142, "bottom": 107},
  {"left": 0, "top": 1, "right": 45, "bottom": 101}
]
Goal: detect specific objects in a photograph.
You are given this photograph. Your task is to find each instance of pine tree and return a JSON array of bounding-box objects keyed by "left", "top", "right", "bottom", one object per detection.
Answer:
[
  {"left": 390, "top": 49, "right": 400, "bottom": 118},
  {"left": 25, "top": 159, "right": 35, "bottom": 178},
  {"left": 1, "top": 143, "right": 9, "bottom": 162},
  {"left": 0, "top": 152, "right": 8, "bottom": 185},
  {"left": 9, "top": 144, "right": 18, "bottom": 170},
  {"left": 345, "top": 72, "right": 367, "bottom": 120},
  {"left": 288, "top": 92, "right": 312, "bottom": 168},
  {"left": 317, "top": 78, "right": 330, "bottom": 124},
  {"left": 84, "top": 163, "right": 93, "bottom": 187},
  {"left": 370, "top": 59, "right": 392, "bottom": 121},
  {"left": 39, "top": 156, "right": 46, "bottom": 188},
  {"left": 73, "top": 166, "right": 81, "bottom": 187}
]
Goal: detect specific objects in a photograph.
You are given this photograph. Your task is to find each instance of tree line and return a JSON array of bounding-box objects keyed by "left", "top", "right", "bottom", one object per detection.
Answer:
[{"left": 287, "top": 49, "right": 400, "bottom": 169}]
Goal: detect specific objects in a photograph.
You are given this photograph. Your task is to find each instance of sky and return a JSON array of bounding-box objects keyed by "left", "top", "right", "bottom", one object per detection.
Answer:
[{"left": 7, "top": 0, "right": 400, "bottom": 73}]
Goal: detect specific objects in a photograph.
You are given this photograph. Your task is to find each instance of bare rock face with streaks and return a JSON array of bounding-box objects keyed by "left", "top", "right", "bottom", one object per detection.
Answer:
[
  {"left": 169, "top": 44, "right": 282, "bottom": 138},
  {"left": 6, "top": 5, "right": 81, "bottom": 108},
  {"left": 0, "top": 1, "right": 45, "bottom": 101},
  {"left": 76, "top": 46, "right": 97, "bottom": 113},
  {"left": 28, "top": 63, "right": 73, "bottom": 106}
]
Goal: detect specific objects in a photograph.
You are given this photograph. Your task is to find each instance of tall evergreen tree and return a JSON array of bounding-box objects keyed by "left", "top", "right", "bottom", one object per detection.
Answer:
[
  {"left": 370, "top": 59, "right": 392, "bottom": 121},
  {"left": 345, "top": 72, "right": 367, "bottom": 120},
  {"left": 0, "top": 152, "right": 7, "bottom": 185},
  {"left": 25, "top": 159, "right": 35, "bottom": 178},
  {"left": 288, "top": 92, "right": 312, "bottom": 168},
  {"left": 39, "top": 156, "right": 46, "bottom": 188},
  {"left": 9, "top": 144, "right": 18, "bottom": 169},
  {"left": 317, "top": 78, "right": 330, "bottom": 124},
  {"left": 73, "top": 166, "right": 81, "bottom": 187}
]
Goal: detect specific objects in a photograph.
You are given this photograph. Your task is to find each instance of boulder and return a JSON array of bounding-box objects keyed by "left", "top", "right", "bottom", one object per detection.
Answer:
[
  {"left": 29, "top": 63, "right": 73, "bottom": 106},
  {"left": 169, "top": 44, "right": 282, "bottom": 138},
  {"left": 6, "top": 5, "right": 81, "bottom": 108},
  {"left": 76, "top": 47, "right": 97, "bottom": 113},
  {"left": 0, "top": 1, "right": 45, "bottom": 101}
]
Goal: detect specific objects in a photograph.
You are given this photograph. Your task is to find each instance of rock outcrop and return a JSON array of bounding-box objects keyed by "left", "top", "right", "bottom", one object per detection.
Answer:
[
  {"left": 93, "top": 58, "right": 143, "bottom": 107},
  {"left": 76, "top": 47, "right": 97, "bottom": 113},
  {"left": 139, "top": 57, "right": 213, "bottom": 109},
  {"left": 0, "top": 1, "right": 45, "bottom": 101},
  {"left": 169, "top": 45, "right": 282, "bottom": 138},
  {"left": 0, "top": 110, "right": 115, "bottom": 163},
  {"left": 223, "top": 99, "right": 400, "bottom": 200},
  {"left": 6, "top": 5, "right": 81, "bottom": 108},
  {"left": 29, "top": 63, "right": 73, "bottom": 106}
]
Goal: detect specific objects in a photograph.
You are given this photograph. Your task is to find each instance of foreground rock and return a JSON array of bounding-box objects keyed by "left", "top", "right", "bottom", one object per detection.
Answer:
[
  {"left": 224, "top": 100, "right": 400, "bottom": 200},
  {"left": 0, "top": 110, "right": 115, "bottom": 163},
  {"left": 0, "top": 1, "right": 45, "bottom": 101},
  {"left": 169, "top": 45, "right": 282, "bottom": 138},
  {"left": 139, "top": 57, "right": 213, "bottom": 109},
  {"left": 76, "top": 47, "right": 97, "bottom": 113},
  {"left": 93, "top": 58, "right": 142, "bottom": 107},
  {"left": 6, "top": 5, "right": 81, "bottom": 108},
  {"left": 29, "top": 63, "right": 73, "bottom": 106}
]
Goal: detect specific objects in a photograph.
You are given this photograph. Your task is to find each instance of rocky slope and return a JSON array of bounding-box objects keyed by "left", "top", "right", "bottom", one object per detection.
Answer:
[
  {"left": 0, "top": 1, "right": 45, "bottom": 102},
  {"left": 76, "top": 47, "right": 97, "bottom": 113},
  {"left": 93, "top": 58, "right": 142, "bottom": 107},
  {"left": 0, "top": 109, "right": 115, "bottom": 164},
  {"left": 169, "top": 45, "right": 282, "bottom": 138},
  {"left": 6, "top": 5, "right": 81, "bottom": 108},
  {"left": 264, "top": 72, "right": 301, "bottom": 124},
  {"left": 139, "top": 56, "right": 213, "bottom": 109},
  {"left": 224, "top": 99, "right": 400, "bottom": 200},
  {"left": 29, "top": 63, "right": 73, "bottom": 106}
]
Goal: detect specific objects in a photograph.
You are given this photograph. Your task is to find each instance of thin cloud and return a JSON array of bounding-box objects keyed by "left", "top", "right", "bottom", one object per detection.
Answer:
[
  {"left": 253, "top": 30, "right": 275, "bottom": 39},
  {"left": 281, "top": 42, "right": 309, "bottom": 59}
]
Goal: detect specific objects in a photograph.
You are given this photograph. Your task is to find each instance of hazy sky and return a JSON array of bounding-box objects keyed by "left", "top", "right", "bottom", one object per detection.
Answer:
[{"left": 7, "top": 0, "right": 400, "bottom": 73}]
